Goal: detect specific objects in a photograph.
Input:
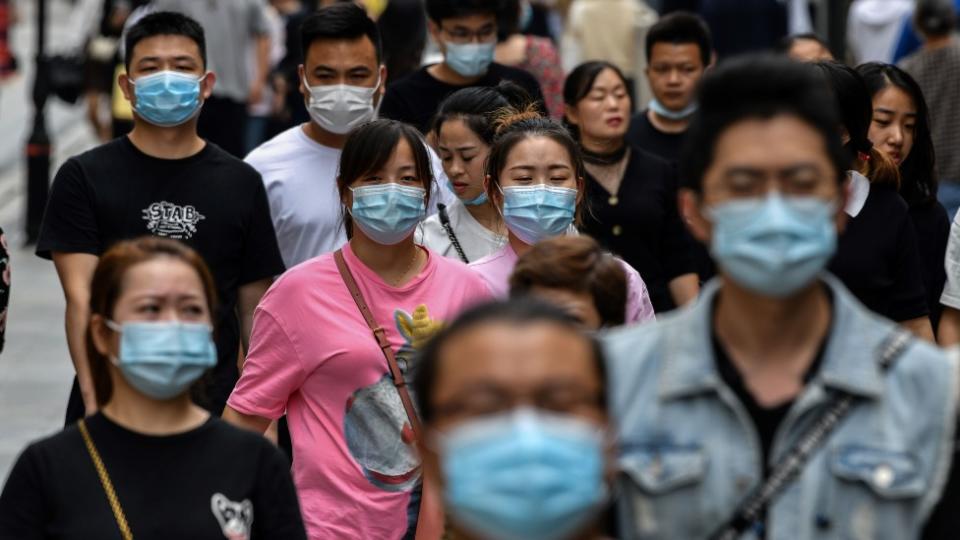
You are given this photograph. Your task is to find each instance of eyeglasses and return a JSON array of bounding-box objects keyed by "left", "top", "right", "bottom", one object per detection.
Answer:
[{"left": 441, "top": 24, "right": 497, "bottom": 44}]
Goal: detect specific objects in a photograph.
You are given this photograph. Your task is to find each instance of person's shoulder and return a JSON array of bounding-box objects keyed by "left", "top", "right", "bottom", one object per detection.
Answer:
[
  {"left": 201, "top": 142, "right": 264, "bottom": 182},
  {"left": 490, "top": 62, "right": 540, "bottom": 87},
  {"left": 64, "top": 138, "right": 130, "bottom": 172},
  {"left": 866, "top": 182, "right": 910, "bottom": 213},
  {"left": 386, "top": 66, "right": 432, "bottom": 92},
  {"left": 13, "top": 423, "right": 84, "bottom": 467},
  {"left": 244, "top": 126, "right": 312, "bottom": 168},
  {"left": 468, "top": 245, "right": 510, "bottom": 269},
  {"left": 628, "top": 144, "right": 672, "bottom": 171}
]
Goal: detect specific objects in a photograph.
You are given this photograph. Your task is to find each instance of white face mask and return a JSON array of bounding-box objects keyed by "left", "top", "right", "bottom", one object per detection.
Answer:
[{"left": 303, "top": 74, "right": 381, "bottom": 135}]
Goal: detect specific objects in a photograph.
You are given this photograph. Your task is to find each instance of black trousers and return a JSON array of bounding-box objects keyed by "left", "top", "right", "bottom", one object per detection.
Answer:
[{"left": 198, "top": 95, "right": 248, "bottom": 158}]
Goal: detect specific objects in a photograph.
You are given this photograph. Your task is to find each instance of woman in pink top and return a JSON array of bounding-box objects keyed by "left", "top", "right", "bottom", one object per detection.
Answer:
[
  {"left": 469, "top": 109, "right": 656, "bottom": 324},
  {"left": 223, "top": 120, "right": 491, "bottom": 539}
]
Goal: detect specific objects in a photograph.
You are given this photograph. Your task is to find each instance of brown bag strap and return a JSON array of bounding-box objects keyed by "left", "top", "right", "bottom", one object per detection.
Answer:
[{"left": 334, "top": 249, "right": 423, "bottom": 439}]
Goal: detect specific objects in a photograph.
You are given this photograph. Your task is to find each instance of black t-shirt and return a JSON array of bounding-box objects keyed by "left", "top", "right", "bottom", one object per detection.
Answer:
[
  {"left": 380, "top": 62, "right": 546, "bottom": 133},
  {"left": 828, "top": 183, "right": 929, "bottom": 322},
  {"left": 580, "top": 147, "right": 696, "bottom": 312},
  {"left": 0, "top": 413, "right": 306, "bottom": 540},
  {"left": 625, "top": 110, "right": 687, "bottom": 164},
  {"left": 35, "top": 137, "right": 286, "bottom": 413},
  {"left": 909, "top": 200, "right": 950, "bottom": 330}
]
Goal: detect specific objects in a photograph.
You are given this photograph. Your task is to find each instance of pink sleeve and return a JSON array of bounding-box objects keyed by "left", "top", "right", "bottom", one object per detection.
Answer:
[
  {"left": 620, "top": 259, "right": 657, "bottom": 324},
  {"left": 227, "top": 307, "right": 307, "bottom": 420}
]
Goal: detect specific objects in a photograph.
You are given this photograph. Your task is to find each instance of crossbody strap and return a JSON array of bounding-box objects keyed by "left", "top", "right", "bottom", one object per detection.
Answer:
[
  {"left": 78, "top": 419, "right": 134, "bottom": 540},
  {"left": 437, "top": 204, "right": 469, "bottom": 264},
  {"left": 709, "top": 330, "right": 912, "bottom": 540},
  {"left": 334, "top": 249, "right": 424, "bottom": 439}
]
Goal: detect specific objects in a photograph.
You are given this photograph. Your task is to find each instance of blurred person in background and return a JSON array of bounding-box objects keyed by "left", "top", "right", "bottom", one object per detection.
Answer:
[
  {"left": 663, "top": 0, "right": 786, "bottom": 59},
  {"left": 564, "top": 60, "right": 698, "bottom": 313},
  {"left": 495, "top": 0, "right": 564, "bottom": 118},
  {"left": 224, "top": 120, "right": 490, "bottom": 539},
  {"left": 414, "top": 299, "right": 614, "bottom": 540},
  {"left": 561, "top": 0, "right": 658, "bottom": 110},
  {"left": 607, "top": 53, "right": 958, "bottom": 540},
  {"left": 417, "top": 83, "right": 530, "bottom": 262},
  {"left": 36, "top": 12, "right": 285, "bottom": 423},
  {"left": 509, "top": 236, "right": 628, "bottom": 330},
  {"left": 380, "top": 0, "right": 545, "bottom": 133},
  {"left": 859, "top": 62, "right": 949, "bottom": 335},
  {"left": 244, "top": 0, "right": 287, "bottom": 153},
  {"left": 151, "top": 0, "right": 272, "bottom": 157},
  {"left": 468, "top": 108, "right": 656, "bottom": 324},
  {"left": 377, "top": 0, "right": 428, "bottom": 82},
  {"left": 846, "top": 0, "right": 913, "bottom": 64},
  {"left": 814, "top": 61, "right": 933, "bottom": 341},
  {"left": 626, "top": 11, "right": 711, "bottom": 165},
  {"left": 0, "top": 0, "right": 17, "bottom": 81},
  {"left": 900, "top": 0, "right": 960, "bottom": 220},
  {"left": 0, "top": 237, "right": 305, "bottom": 539},
  {"left": 779, "top": 32, "right": 834, "bottom": 62}
]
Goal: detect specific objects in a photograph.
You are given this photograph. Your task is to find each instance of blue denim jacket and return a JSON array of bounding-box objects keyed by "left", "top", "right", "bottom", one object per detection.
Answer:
[{"left": 604, "top": 275, "right": 958, "bottom": 540}]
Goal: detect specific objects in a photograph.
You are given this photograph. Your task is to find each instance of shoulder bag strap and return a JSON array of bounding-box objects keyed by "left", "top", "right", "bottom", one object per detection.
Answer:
[
  {"left": 437, "top": 204, "right": 469, "bottom": 264},
  {"left": 334, "top": 249, "right": 424, "bottom": 439},
  {"left": 709, "top": 330, "right": 912, "bottom": 540},
  {"left": 78, "top": 419, "right": 134, "bottom": 540}
]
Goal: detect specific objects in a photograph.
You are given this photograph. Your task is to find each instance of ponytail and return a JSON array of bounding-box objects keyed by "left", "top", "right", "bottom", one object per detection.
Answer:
[{"left": 858, "top": 146, "right": 901, "bottom": 189}]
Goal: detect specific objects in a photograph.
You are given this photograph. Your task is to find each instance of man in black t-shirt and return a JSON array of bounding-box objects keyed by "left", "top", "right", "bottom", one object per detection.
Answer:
[
  {"left": 36, "top": 12, "right": 285, "bottom": 422},
  {"left": 626, "top": 12, "right": 713, "bottom": 163},
  {"left": 379, "top": 0, "right": 545, "bottom": 133}
]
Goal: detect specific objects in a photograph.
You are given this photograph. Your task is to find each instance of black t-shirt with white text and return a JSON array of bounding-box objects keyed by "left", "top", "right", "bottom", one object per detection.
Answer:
[
  {"left": 0, "top": 413, "right": 306, "bottom": 540},
  {"left": 36, "top": 137, "right": 286, "bottom": 414}
]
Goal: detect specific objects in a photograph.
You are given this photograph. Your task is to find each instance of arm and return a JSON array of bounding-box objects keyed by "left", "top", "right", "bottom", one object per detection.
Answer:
[
  {"left": 249, "top": 34, "right": 270, "bottom": 106},
  {"left": 668, "top": 273, "right": 700, "bottom": 307},
  {"left": 51, "top": 252, "right": 100, "bottom": 415},
  {"left": 939, "top": 307, "right": 960, "bottom": 347},
  {"left": 237, "top": 278, "right": 272, "bottom": 356},
  {"left": 223, "top": 405, "right": 272, "bottom": 434},
  {"left": 902, "top": 316, "right": 936, "bottom": 343}
]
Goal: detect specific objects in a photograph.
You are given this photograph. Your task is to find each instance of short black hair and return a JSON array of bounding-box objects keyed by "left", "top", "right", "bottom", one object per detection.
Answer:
[
  {"left": 300, "top": 3, "right": 383, "bottom": 64},
  {"left": 777, "top": 32, "right": 829, "bottom": 54},
  {"left": 680, "top": 54, "right": 848, "bottom": 192},
  {"left": 413, "top": 299, "right": 607, "bottom": 425},
  {"left": 646, "top": 11, "right": 712, "bottom": 67},
  {"left": 124, "top": 11, "right": 206, "bottom": 71},
  {"left": 425, "top": 0, "right": 501, "bottom": 25},
  {"left": 915, "top": 0, "right": 956, "bottom": 37},
  {"left": 432, "top": 81, "right": 531, "bottom": 144}
]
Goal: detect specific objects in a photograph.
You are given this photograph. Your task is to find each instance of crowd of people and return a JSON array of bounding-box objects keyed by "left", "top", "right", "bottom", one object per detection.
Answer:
[{"left": 2, "top": 0, "right": 960, "bottom": 539}]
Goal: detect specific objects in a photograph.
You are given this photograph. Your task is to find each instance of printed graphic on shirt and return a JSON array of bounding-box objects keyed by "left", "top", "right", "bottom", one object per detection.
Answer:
[
  {"left": 142, "top": 201, "right": 206, "bottom": 239},
  {"left": 343, "top": 305, "right": 443, "bottom": 493},
  {"left": 210, "top": 493, "right": 254, "bottom": 540}
]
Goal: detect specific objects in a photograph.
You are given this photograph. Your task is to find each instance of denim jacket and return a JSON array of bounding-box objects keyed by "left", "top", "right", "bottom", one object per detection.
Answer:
[{"left": 604, "top": 275, "right": 958, "bottom": 540}]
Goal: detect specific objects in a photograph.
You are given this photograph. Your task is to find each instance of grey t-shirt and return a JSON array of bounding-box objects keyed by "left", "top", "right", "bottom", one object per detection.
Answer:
[{"left": 152, "top": 0, "right": 269, "bottom": 102}]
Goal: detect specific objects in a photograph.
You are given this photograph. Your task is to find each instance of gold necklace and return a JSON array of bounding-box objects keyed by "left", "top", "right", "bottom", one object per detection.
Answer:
[{"left": 391, "top": 247, "right": 420, "bottom": 286}]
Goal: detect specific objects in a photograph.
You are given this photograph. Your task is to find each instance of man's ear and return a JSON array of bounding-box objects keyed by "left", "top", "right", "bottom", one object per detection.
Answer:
[
  {"left": 427, "top": 20, "right": 444, "bottom": 53},
  {"left": 298, "top": 64, "right": 307, "bottom": 96},
  {"left": 119, "top": 71, "right": 134, "bottom": 104},
  {"left": 679, "top": 188, "right": 711, "bottom": 245},
  {"left": 200, "top": 71, "right": 216, "bottom": 100}
]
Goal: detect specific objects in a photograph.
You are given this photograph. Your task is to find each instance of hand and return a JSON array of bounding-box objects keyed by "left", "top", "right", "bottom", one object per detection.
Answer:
[{"left": 248, "top": 80, "right": 265, "bottom": 106}]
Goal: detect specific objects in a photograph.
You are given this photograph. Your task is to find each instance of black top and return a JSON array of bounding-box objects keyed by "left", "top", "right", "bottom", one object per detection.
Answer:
[
  {"left": 580, "top": 147, "right": 696, "bottom": 312},
  {"left": 379, "top": 62, "right": 546, "bottom": 133},
  {"left": 828, "top": 183, "right": 929, "bottom": 322},
  {"left": 0, "top": 226, "right": 7, "bottom": 354},
  {"left": 35, "top": 137, "right": 286, "bottom": 413},
  {"left": 625, "top": 110, "right": 687, "bottom": 164},
  {"left": 908, "top": 200, "right": 950, "bottom": 330},
  {"left": 0, "top": 413, "right": 306, "bottom": 540}
]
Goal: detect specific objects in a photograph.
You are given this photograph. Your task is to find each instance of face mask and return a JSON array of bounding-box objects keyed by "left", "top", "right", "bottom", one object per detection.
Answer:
[
  {"left": 448, "top": 179, "right": 489, "bottom": 206},
  {"left": 707, "top": 193, "right": 837, "bottom": 298},
  {"left": 445, "top": 42, "right": 495, "bottom": 78},
  {"left": 131, "top": 71, "right": 205, "bottom": 127},
  {"left": 502, "top": 184, "right": 577, "bottom": 244},
  {"left": 304, "top": 75, "right": 381, "bottom": 135},
  {"left": 437, "top": 408, "right": 608, "bottom": 540},
  {"left": 106, "top": 320, "right": 217, "bottom": 400},
  {"left": 648, "top": 97, "right": 697, "bottom": 121},
  {"left": 350, "top": 183, "right": 426, "bottom": 245}
]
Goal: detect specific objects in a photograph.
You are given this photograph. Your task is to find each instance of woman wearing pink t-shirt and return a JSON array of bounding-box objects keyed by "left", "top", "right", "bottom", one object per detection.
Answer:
[
  {"left": 469, "top": 109, "right": 656, "bottom": 324},
  {"left": 223, "top": 120, "right": 491, "bottom": 539}
]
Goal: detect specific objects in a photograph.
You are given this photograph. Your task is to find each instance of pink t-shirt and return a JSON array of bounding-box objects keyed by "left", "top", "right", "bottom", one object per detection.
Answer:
[
  {"left": 227, "top": 244, "right": 490, "bottom": 539},
  {"left": 469, "top": 244, "right": 656, "bottom": 324}
]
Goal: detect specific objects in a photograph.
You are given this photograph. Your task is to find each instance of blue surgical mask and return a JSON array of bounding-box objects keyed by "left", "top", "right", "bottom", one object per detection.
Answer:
[
  {"left": 106, "top": 320, "right": 217, "bottom": 400},
  {"left": 445, "top": 42, "right": 495, "bottom": 78},
  {"left": 707, "top": 193, "right": 837, "bottom": 298},
  {"left": 437, "top": 408, "right": 609, "bottom": 540},
  {"left": 131, "top": 70, "right": 205, "bottom": 127},
  {"left": 448, "top": 179, "right": 489, "bottom": 206},
  {"left": 502, "top": 184, "right": 577, "bottom": 244},
  {"left": 648, "top": 97, "right": 697, "bottom": 121},
  {"left": 350, "top": 183, "right": 426, "bottom": 245}
]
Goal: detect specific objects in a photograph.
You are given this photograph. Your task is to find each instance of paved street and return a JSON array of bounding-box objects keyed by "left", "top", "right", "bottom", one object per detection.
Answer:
[{"left": 0, "top": 0, "right": 102, "bottom": 479}]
